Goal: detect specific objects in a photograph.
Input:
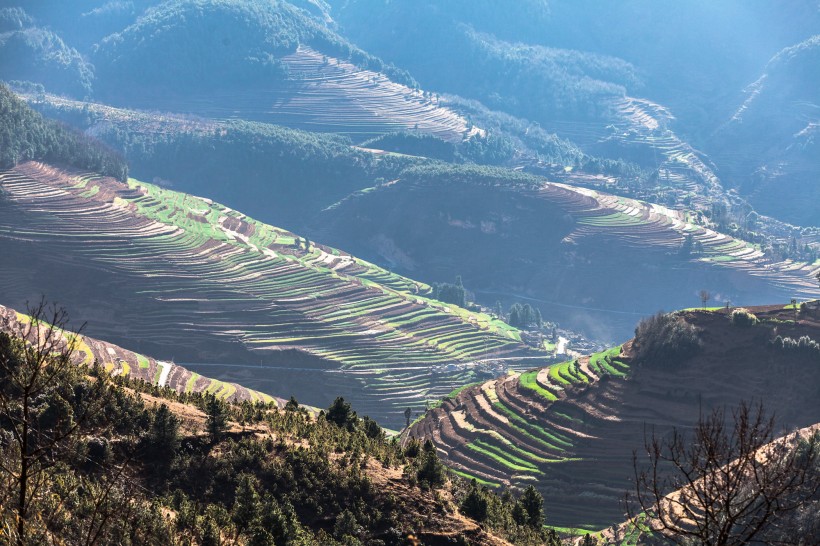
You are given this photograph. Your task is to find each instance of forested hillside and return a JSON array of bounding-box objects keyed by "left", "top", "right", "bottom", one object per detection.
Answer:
[
  {"left": 0, "top": 84, "right": 127, "bottom": 179},
  {"left": 93, "top": 0, "right": 414, "bottom": 95},
  {"left": 0, "top": 307, "right": 559, "bottom": 545},
  {"left": 0, "top": 8, "right": 93, "bottom": 96}
]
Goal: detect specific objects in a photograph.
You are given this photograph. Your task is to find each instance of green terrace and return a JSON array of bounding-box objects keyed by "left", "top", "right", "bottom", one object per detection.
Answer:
[
  {"left": 407, "top": 344, "right": 632, "bottom": 523},
  {"left": 0, "top": 163, "right": 552, "bottom": 424}
]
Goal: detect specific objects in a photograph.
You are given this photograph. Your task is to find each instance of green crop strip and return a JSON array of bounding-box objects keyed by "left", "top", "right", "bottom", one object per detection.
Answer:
[
  {"left": 519, "top": 370, "right": 557, "bottom": 401},
  {"left": 465, "top": 441, "right": 539, "bottom": 473}
]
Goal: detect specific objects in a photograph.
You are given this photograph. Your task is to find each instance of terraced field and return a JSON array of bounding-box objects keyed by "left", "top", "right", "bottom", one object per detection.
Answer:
[
  {"left": 0, "top": 303, "right": 280, "bottom": 404},
  {"left": 0, "top": 162, "right": 551, "bottom": 426},
  {"left": 408, "top": 305, "right": 820, "bottom": 530},
  {"left": 546, "top": 96, "right": 725, "bottom": 209},
  {"left": 115, "top": 46, "right": 481, "bottom": 142},
  {"left": 408, "top": 345, "right": 631, "bottom": 527},
  {"left": 535, "top": 180, "right": 820, "bottom": 295}
]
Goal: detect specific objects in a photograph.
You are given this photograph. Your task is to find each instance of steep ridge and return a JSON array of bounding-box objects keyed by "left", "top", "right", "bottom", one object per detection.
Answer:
[
  {"left": 407, "top": 304, "right": 820, "bottom": 529},
  {"left": 0, "top": 303, "right": 280, "bottom": 405},
  {"left": 0, "top": 161, "right": 552, "bottom": 427},
  {"left": 316, "top": 167, "right": 820, "bottom": 340},
  {"left": 710, "top": 35, "right": 820, "bottom": 227}
]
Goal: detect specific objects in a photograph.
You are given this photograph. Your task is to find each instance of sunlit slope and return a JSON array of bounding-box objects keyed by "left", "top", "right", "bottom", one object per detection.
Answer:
[
  {"left": 0, "top": 303, "right": 279, "bottom": 405},
  {"left": 0, "top": 161, "right": 551, "bottom": 426},
  {"left": 407, "top": 305, "right": 820, "bottom": 529}
]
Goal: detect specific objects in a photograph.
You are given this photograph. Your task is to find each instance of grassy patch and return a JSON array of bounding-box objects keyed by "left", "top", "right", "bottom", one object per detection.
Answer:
[
  {"left": 519, "top": 370, "right": 557, "bottom": 401},
  {"left": 466, "top": 440, "right": 539, "bottom": 473},
  {"left": 137, "top": 354, "right": 151, "bottom": 369}
]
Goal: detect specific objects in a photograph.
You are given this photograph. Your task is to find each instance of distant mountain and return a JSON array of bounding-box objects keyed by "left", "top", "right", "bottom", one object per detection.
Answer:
[
  {"left": 407, "top": 304, "right": 820, "bottom": 529},
  {"left": 328, "top": 0, "right": 638, "bottom": 124},
  {"left": 711, "top": 35, "right": 820, "bottom": 227},
  {"left": 328, "top": 0, "right": 819, "bottom": 138},
  {"left": 0, "top": 12, "right": 93, "bottom": 96},
  {"left": 93, "top": 0, "right": 414, "bottom": 95}
]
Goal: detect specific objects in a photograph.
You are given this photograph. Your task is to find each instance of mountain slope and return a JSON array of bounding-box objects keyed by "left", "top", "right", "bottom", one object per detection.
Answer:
[
  {"left": 406, "top": 304, "right": 820, "bottom": 529},
  {"left": 0, "top": 161, "right": 553, "bottom": 427},
  {"left": 315, "top": 164, "right": 820, "bottom": 341},
  {"left": 0, "top": 84, "right": 127, "bottom": 179},
  {"left": 86, "top": 0, "right": 477, "bottom": 142},
  {"left": 0, "top": 12, "right": 93, "bottom": 96}
]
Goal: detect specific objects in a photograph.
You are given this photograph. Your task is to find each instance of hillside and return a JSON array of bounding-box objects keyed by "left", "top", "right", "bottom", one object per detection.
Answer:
[
  {"left": 0, "top": 10, "right": 93, "bottom": 96},
  {"left": 0, "top": 161, "right": 555, "bottom": 427},
  {"left": 0, "top": 302, "right": 281, "bottom": 405},
  {"left": 329, "top": 0, "right": 819, "bottom": 138},
  {"left": 0, "top": 84, "right": 127, "bottom": 180},
  {"left": 0, "top": 313, "right": 553, "bottom": 545},
  {"left": 710, "top": 35, "right": 820, "bottom": 227},
  {"left": 315, "top": 164, "right": 820, "bottom": 342},
  {"left": 406, "top": 304, "right": 820, "bottom": 530},
  {"left": 98, "top": 43, "right": 476, "bottom": 142},
  {"left": 18, "top": 90, "right": 423, "bottom": 228}
]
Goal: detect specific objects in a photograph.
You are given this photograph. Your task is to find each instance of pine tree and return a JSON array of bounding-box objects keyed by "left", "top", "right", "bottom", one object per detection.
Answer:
[
  {"left": 205, "top": 395, "right": 228, "bottom": 442},
  {"left": 200, "top": 516, "right": 221, "bottom": 546},
  {"left": 232, "top": 474, "right": 261, "bottom": 533},
  {"left": 517, "top": 485, "right": 544, "bottom": 528},
  {"left": 327, "top": 397, "right": 357, "bottom": 431},
  {"left": 148, "top": 403, "right": 180, "bottom": 473},
  {"left": 417, "top": 440, "right": 446, "bottom": 488},
  {"left": 460, "top": 482, "right": 489, "bottom": 522},
  {"left": 284, "top": 396, "right": 299, "bottom": 411}
]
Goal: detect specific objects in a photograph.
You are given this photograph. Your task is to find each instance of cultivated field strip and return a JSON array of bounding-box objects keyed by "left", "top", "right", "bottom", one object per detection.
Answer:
[
  {"left": 0, "top": 162, "right": 549, "bottom": 420},
  {"left": 0, "top": 304, "right": 280, "bottom": 404},
  {"left": 525, "top": 181, "right": 820, "bottom": 296}
]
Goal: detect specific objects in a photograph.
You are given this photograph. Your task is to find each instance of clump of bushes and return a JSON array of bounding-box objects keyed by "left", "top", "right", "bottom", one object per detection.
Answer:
[
  {"left": 633, "top": 312, "right": 701, "bottom": 365},
  {"left": 772, "top": 335, "right": 820, "bottom": 356},
  {"left": 730, "top": 308, "right": 759, "bottom": 327}
]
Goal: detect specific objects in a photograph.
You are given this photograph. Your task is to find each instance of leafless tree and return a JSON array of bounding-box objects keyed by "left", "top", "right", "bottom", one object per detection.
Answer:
[{"left": 626, "top": 401, "right": 819, "bottom": 546}]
